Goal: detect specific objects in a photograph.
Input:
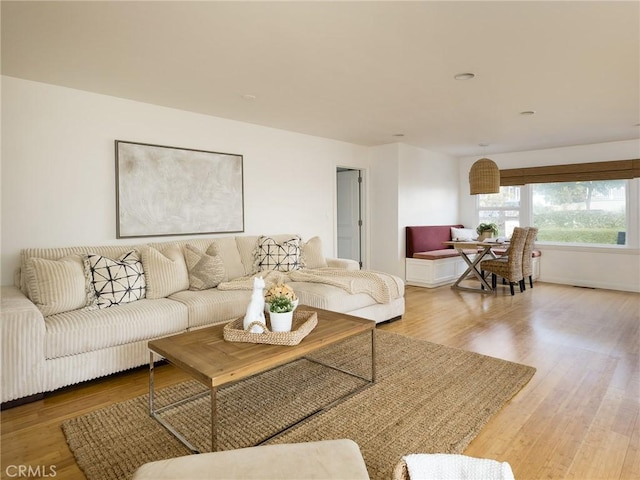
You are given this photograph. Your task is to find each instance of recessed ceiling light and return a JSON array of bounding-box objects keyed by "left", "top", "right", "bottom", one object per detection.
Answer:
[
  {"left": 241, "top": 94, "right": 257, "bottom": 100},
  {"left": 634, "top": 123, "right": 640, "bottom": 127},
  {"left": 392, "top": 133, "right": 405, "bottom": 137},
  {"left": 478, "top": 143, "right": 489, "bottom": 147},
  {"left": 454, "top": 73, "right": 475, "bottom": 81},
  {"left": 520, "top": 110, "right": 536, "bottom": 116}
]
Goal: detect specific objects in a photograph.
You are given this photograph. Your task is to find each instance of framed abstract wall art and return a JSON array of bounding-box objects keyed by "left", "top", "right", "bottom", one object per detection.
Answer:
[{"left": 115, "top": 140, "right": 244, "bottom": 238}]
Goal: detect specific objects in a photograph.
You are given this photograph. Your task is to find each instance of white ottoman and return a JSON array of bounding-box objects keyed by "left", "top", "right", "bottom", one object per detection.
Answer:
[{"left": 132, "top": 439, "right": 370, "bottom": 479}]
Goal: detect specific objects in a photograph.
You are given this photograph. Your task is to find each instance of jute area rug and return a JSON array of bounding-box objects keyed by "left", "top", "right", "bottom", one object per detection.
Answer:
[{"left": 62, "top": 331, "right": 535, "bottom": 480}]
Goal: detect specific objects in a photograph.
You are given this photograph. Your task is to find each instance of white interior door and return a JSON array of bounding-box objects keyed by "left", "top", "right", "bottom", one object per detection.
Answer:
[{"left": 337, "top": 169, "right": 362, "bottom": 266}]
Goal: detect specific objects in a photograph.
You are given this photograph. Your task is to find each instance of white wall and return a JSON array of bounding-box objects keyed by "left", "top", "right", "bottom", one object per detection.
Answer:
[
  {"left": 458, "top": 140, "right": 640, "bottom": 292},
  {"left": 398, "top": 143, "right": 459, "bottom": 229},
  {"left": 368, "top": 144, "right": 400, "bottom": 276},
  {"left": 398, "top": 143, "right": 459, "bottom": 255},
  {"left": 0, "top": 76, "right": 370, "bottom": 285},
  {"left": 369, "top": 142, "right": 459, "bottom": 278}
]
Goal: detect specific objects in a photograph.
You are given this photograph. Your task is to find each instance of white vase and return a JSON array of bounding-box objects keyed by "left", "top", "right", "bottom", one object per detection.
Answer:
[{"left": 269, "top": 311, "right": 294, "bottom": 332}]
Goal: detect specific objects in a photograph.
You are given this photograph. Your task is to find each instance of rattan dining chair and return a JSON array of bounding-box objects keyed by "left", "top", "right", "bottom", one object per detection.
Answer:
[
  {"left": 521, "top": 227, "right": 539, "bottom": 289},
  {"left": 480, "top": 227, "right": 528, "bottom": 295},
  {"left": 495, "top": 226, "right": 538, "bottom": 291}
]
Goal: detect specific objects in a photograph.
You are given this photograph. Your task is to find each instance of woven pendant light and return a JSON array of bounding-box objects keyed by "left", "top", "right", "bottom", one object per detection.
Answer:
[{"left": 469, "top": 158, "right": 500, "bottom": 194}]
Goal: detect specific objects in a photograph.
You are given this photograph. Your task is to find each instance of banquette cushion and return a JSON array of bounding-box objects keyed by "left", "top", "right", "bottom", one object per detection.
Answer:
[
  {"left": 406, "top": 225, "right": 464, "bottom": 258},
  {"left": 406, "top": 225, "right": 488, "bottom": 261},
  {"left": 413, "top": 248, "right": 479, "bottom": 261}
]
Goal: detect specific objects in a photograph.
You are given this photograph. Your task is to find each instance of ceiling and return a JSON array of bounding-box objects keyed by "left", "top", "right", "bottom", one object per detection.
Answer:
[{"left": 2, "top": 1, "right": 639, "bottom": 157}]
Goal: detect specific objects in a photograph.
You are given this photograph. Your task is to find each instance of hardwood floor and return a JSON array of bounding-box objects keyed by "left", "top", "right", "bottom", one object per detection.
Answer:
[{"left": 1, "top": 282, "right": 638, "bottom": 479}]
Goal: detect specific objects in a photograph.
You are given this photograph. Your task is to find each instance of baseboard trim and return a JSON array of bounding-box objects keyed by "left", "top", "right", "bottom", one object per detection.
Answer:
[{"left": 541, "top": 277, "right": 640, "bottom": 293}]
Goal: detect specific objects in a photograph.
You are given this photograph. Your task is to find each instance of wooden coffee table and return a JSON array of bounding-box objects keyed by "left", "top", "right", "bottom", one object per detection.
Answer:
[{"left": 148, "top": 307, "right": 375, "bottom": 452}]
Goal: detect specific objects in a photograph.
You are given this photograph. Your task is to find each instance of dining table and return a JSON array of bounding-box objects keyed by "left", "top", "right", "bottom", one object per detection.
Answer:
[{"left": 442, "top": 240, "right": 507, "bottom": 293}]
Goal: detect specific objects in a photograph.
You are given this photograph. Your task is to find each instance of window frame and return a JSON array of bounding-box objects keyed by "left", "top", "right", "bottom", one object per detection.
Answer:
[
  {"left": 476, "top": 186, "right": 522, "bottom": 237},
  {"left": 475, "top": 179, "right": 638, "bottom": 249}
]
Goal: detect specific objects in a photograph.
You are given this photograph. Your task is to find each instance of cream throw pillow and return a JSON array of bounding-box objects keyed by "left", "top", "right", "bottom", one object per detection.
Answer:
[
  {"left": 235, "top": 235, "right": 260, "bottom": 275},
  {"left": 301, "top": 236, "right": 328, "bottom": 269},
  {"left": 140, "top": 244, "right": 189, "bottom": 299},
  {"left": 451, "top": 227, "right": 478, "bottom": 242},
  {"left": 26, "top": 255, "right": 87, "bottom": 316},
  {"left": 210, "top": 237, "right": 243, "bottom": 280},
  {"left": 184, "top": 243, "right": 225, "bottom": 291}
]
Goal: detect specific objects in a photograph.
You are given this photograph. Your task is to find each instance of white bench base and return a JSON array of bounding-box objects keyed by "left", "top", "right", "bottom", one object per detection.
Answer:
[
  {"left": 406, "top": 256, "right": 473, "bottom": 288},
  {"left": 406, "top": 256, "right": 540, "bottom": 289}
]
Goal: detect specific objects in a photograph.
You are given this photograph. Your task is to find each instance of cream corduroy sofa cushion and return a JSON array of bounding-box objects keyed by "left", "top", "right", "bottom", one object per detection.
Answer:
[
  {"left": 301, "top": 236, "right": 328, "bottom": 269},
  {"left": 44, "top": 297, "right": 188, "bottom": 359},
  {"left": 25, "top": 255, "right": 87, "bottom": 316},
  {"left": 139, "top": 244, "right": 189, "bottom": 299}
]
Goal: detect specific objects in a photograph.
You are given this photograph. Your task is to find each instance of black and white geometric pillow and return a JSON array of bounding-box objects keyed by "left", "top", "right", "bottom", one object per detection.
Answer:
[
  {"left": 85, "top": 250, "right": 146, "bottom": 309},
  {"left": 255, "top": 236, "right": 302, "bottom": 272}
]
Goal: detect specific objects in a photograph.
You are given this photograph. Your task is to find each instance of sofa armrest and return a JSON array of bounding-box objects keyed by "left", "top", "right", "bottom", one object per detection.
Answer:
[
  {"left": 326, "top": 258, "right": 360, "bottom": 271},
  {"left": 1, "top": 285, "right": 46, "bottom": 403}
]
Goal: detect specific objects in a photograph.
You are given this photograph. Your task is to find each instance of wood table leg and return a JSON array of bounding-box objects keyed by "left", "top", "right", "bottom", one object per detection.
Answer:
[
  {"left": 211, "top": 385, "right": 218, "bottom": 452},
  {"left": 452, "top": 246, "right": 495, "bottom": 292}
]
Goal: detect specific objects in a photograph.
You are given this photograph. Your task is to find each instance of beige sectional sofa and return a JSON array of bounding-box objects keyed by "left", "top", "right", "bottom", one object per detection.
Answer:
[{"left": 1, "top": 234, "right": 404, "bottom": 404}]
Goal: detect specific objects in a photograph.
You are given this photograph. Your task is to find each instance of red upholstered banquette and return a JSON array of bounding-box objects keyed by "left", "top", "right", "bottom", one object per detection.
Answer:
[
  {"left": 405, "top": 225, "right": 541, "bottom": 261},
  {"left": 405, "top": 225, "right": 477, "bottom": 260}
]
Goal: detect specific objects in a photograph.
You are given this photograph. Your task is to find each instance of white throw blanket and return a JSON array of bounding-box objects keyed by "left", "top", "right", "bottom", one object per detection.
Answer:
[
  {"left": 217, "top": 268, "right": 402, "bottom": 304},
  {"left": 403, "top": 454, "right": 515, "bottom": 480}
]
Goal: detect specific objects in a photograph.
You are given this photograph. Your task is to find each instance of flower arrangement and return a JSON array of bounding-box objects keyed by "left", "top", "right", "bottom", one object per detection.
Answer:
[
  {"left": 476, "top": 222, "right": 499, "bottom": 236},
  {"left": 264, "top": 283, "right": 297, "bottom": 303},
  {"left": 269, "top": 296, "right": 294, "bottom": 313}
]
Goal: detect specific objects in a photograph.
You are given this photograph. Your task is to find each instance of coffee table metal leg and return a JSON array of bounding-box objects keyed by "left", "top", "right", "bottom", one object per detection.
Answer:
[
  {"left": 149, "top": 352, "right": 155, "bottom": 415},
  {"left": 305, "top": 330, "right": 375, "bottom": 384},
  {"left": 148, "top": 350, "right": 203, "bottom": 453},
  {"left": 370, "top": 328, "right": 376, "bottom": 383}
]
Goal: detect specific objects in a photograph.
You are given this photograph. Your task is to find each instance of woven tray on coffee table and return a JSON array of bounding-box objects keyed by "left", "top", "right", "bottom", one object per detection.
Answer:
[{"left": 223, "top": 309, "right": 318, "bottom": 346}]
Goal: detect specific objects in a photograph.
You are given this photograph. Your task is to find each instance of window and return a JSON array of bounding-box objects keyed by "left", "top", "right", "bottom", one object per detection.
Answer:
[
  {"left": 478, "top": 186, "right": 521, "bottom": 237},
  {"left": 476, "top": 180, "right": 629, "bottom": 245},
  {"left": 532, "top": 180, "right": 627, "bottom": 245}
]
